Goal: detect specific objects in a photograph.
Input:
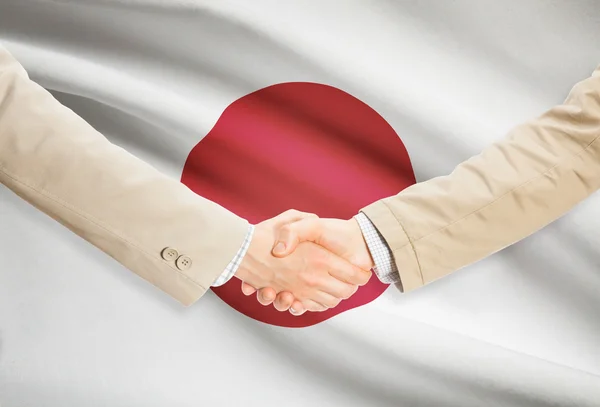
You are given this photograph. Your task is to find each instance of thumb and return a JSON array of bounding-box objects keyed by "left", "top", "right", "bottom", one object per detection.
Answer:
[{"left": 272, "top": 218, "right": 323, "bottom": 257}]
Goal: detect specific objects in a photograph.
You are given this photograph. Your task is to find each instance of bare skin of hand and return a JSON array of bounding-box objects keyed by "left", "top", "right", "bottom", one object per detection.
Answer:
[
  {"left": 241, "top": 216, "right": 374, "bottom": 315},
  {"left": 234, "top": 211, "right": 372, "bottom": 311}
]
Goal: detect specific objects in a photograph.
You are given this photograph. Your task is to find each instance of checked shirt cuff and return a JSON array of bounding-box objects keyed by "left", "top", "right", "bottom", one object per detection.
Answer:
[
  {"left": 354, "top": 212, "right": 400, "bottom": 284},
  {"left": 211, "top": 224, "right": 255, "bottom": 287}
]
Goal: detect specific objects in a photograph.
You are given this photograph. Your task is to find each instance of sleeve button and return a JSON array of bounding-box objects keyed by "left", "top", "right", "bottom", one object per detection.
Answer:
[
  {"left": 161, "top": 247, "right": 179, "bottom": 261},
  {"left": 175, "top": 255, "right": 192, "bottom": 271}
]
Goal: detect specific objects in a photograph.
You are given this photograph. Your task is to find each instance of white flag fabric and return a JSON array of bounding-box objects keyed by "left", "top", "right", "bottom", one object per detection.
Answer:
[{"left": 1, "top": 1, "right": 600, "bottom": 406}]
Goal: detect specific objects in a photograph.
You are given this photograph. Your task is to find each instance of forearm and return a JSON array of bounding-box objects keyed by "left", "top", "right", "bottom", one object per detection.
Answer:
[
  {"left": 362, "top": 65, "right": 600, "bottom": 291},
  {"left": 0, "top": 44, "right": 249, "bottom": 305}
]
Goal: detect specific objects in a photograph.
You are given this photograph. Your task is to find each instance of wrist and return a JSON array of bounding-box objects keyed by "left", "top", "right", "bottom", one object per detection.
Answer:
[
  {"left": 349, "top": 218, "right": 375, "bottom": 270},
  {"left": 234, "top": 225, "right": 271, "bottom": 285}
]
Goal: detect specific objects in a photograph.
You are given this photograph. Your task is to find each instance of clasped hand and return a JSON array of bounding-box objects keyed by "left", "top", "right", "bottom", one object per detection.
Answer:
[{"left": 235, "top": 210, "right": 374, "bottom": 316}]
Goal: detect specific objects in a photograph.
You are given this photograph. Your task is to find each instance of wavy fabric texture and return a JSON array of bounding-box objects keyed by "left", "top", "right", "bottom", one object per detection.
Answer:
[{"left": 1, "top": 1, "right": 600, "bottom": 406}]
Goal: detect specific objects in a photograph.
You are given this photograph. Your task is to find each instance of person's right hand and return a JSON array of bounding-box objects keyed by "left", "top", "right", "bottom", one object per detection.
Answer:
[
  {"left": 234, "top": 210, "right": 372, "bottom": 311},
  {"left": 241, "top": 215, "right": 375, "bottom": 314}
]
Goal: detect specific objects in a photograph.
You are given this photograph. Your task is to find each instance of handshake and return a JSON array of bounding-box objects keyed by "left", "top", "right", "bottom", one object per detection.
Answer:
[{"left": 235, "top": 210, "right": 375, "bottom": 316}]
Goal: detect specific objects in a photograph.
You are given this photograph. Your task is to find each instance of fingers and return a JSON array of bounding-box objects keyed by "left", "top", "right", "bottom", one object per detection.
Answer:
[
  {"left": 324, "top": 251, "right": 372, "bottom": 286},
  {"left": 273, "top": 291, "right": 294, "bottom": 311},
  {"left": 253, "top": 289, "right": 314, "bottom": 315},
  {"left": 252, "top": 286, "right": 354, "bottom": 315},
  {"left": 256, "top": 289, "right": 311, "bottom": 315},
  {"left": 272, "top": 218, "right": 323, "bottom": 257},
  {"left": 266, "top": 289, "right": 351, "bottom": 315},
  {"left": 250, "top": 285, "right": 350, "bottom": 314},
  {"left": 313, "top": 291, "right": 342, "bottom": 309},
  {"left": 241, "top": 282, "right": 257, "bottom": 296},
  {"left": 245, "top": 210, "right": 369, "bottom": 315},
  {"left": 243, "top": 284, "right": 294, "bottom": 311},
  {"left": 312, "top": 273, "right": 357, "bottom": 302},
  {"left": 290, "top": 300, "right": 306, "bottom": 315},
  {"left": 257, "top": 287, "right": 277, "bottom": 305},
  {"left": 300, "top": 299, "right": 328, "bottom": 313},
  {"left": 271, "top": 209, "right": 318, "bottom": 230}
]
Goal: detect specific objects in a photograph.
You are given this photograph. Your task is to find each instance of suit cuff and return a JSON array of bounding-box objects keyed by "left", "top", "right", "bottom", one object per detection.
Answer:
[
  {"left": 211, "top": 224, "right": 255, "bottom": 286},
  {"left": 360, "top": 200, "right": 423, "bottom": 292}
]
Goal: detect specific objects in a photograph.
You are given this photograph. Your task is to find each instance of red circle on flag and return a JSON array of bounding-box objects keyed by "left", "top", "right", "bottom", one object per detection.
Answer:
[{"left": 181, "top": 82, "right": 415, "bottom": 327}]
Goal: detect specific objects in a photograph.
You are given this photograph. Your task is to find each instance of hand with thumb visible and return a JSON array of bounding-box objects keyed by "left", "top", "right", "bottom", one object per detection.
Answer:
[{"left": 241, "top": 216, "right": 374, "bottom": 315}]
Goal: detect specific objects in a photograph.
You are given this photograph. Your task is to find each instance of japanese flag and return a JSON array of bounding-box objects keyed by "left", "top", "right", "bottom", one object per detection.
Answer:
[{"left": 1, "top": 1, "right": 599, "bottom": 406}]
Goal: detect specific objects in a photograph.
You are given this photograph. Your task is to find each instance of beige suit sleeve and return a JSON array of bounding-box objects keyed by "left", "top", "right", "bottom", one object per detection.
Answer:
[
  {"left": 362, "top": 65, "right": 600, "bottom": 292},
  {"left": 0, "top": 45, "right": 249, "bottom": 306}
]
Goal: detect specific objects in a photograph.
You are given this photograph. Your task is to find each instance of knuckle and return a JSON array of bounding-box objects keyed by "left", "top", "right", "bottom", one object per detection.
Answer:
[
  {"left": 262, "top": 288, "right": 274, "bottom": 299},
  {"left": 351, "top": 269, "right": 369, "bottom": 285},
  {"left": 342, "top": 286, "right": 355, "bottom": 299},
  {"left": 328, "top": 294, "right": 341, "bottom": 306},
  {"left": 280, "top": 224, "right": 293, "bottom": 235},
  {"left": 322, "top": 300, "right": 335, "bottom": 310},
  {"left": 258, "top": 291, "right": 274, "bottom": 305},
  {"left": 303, "top": 274, "right": 318, "bottom": 288},
  {"left": 307, "top": 303, "right": 323, "bottom": 312},
  {"left": 309, "top": 258, "right": 324, "bottom": 271},
  {"left": 360, "top": 271, "right": 372, "bottom": 285},
  {"left": 311, "top": 250, "right": 329, "bottom": 267},
  {"left": 278, "top": 293, "right": 292, "bottom": 308}
]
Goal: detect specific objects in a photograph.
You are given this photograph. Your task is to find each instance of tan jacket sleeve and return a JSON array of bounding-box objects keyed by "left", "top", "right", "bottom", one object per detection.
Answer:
[
  {"left": 0, "top": 45, "right": 249, "bottom": 306},
  {"left": 362, "top": 65, "right": 600, "bottom": 292}
]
